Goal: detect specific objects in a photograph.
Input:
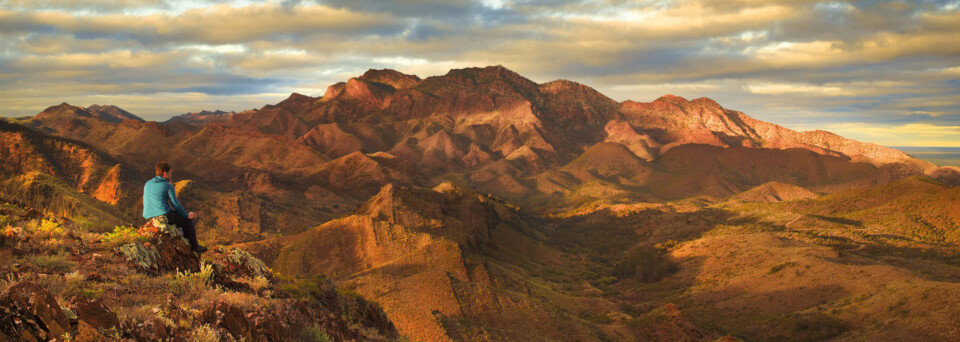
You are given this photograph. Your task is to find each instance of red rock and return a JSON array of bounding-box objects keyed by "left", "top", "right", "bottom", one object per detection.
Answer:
[
  {"left": 69, "top": 296, "right": 119, "bottom": 332},
  {"left": 199, "top": 301, "right": 255, "bottom": 342},
  {"left": 0, "top": 281, "right": 70, "bottom": 340},
  {"left": 74, "top": 320, "right": 109, "bottom": 342}
]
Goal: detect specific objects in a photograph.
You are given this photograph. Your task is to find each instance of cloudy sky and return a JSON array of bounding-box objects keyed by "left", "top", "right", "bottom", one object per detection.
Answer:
[{"left": 0, "top": 0, "right": 958, "bottom": 146}]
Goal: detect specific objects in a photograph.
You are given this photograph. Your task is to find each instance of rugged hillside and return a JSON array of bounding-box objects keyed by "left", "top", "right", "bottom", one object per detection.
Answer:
[
  {"left": 0, "top": 121, "right": 137, "bottom": 227},
  {"left": 240, "top": 183, "right": 620, "bottom": 341},
  {"left": 0, "top": 199, "right": 398, "bottom": 341}
]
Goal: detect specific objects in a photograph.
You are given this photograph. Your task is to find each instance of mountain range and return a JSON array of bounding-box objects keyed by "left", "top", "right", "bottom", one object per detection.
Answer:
[{"left": 3, "top": 65, "right": 960, "bottom": 341}]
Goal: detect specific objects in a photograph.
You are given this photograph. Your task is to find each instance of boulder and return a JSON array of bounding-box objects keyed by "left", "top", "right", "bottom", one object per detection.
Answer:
[
  {"left": 74, "top": 321, "right": 109, "bottom": 342},
  {"left": 118, "top": 215, "right": 200, "bottom": 274},
  {"left": 199, "top": 301, "right": 255, "bottom": 342},
  {"left": 120, "top": 316, "right": 169, "bottom": 341},
  {"left": 217, "top": 247, "right": 273, "bottom": 280},
  {"left": 69, "top": 295, "right": 119, "bottom": 332},
  {"left": 0, "top": 281, "right": 70, "bottom": 341}
]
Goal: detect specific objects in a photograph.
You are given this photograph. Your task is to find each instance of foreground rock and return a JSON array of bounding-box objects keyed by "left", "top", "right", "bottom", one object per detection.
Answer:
[
  {"left": 0, "top": 281, "right": 70, "bottom": 341},
  {"left": 118, "top": 216, "right": 200, "bottom": 274}
]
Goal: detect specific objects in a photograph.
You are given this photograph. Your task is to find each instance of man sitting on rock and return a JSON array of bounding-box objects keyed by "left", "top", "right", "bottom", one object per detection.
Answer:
[{"left": 142, "top": 162, "right": 207, "bottom": 253}]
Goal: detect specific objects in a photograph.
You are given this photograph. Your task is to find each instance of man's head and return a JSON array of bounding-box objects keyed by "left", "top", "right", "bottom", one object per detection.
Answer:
[{"left": 156, "top": 162, "right": 172, "bottom": 180}]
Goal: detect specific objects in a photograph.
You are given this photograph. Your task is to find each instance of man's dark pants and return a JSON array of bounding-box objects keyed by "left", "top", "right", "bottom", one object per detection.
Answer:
[{"left": 165, "top": 211, "right": 200, "bottom": 249}]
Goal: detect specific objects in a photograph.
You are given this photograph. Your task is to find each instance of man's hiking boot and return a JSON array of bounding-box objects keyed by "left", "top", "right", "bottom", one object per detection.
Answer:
[{"left": 193, "top": 246, "right": 208, "bottom": 254}]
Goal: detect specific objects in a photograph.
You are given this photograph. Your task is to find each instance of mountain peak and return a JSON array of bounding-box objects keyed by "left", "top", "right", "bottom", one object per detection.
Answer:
[
  {"left": 35, "top": 102, "right": 89, "bottom": 120},
  {"left": 359, "top": 69, "right": 421, "bottom": 90},
  {"left": 274, "top": 92, "right": 316, "bottom": 112},
  {"left": 445, "top": 65, "right": 521, "bottom": 79},
  {"left": 165, "top": 109, "right": 236, "bottom": 125},
  {"left": 655, "top": 94, "right": 689, "bottom": 104},
  {"left": 284, "top": 92, "right": 314, "bottom": 102},
  {"left": 539, "top": 79, "right": 601, "bottom": 95},
  {"left": 86, "top": 104, "right": 144, "bottom": 122},
  {"left": 33, "top": 103, "right": 143, "bottom": 123},
  {"left": 690, "top": 97, "right": 721, "bottom": 108}
]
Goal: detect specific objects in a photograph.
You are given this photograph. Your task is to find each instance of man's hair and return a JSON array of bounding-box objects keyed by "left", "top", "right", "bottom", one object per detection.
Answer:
[{"left": 156, "top": 162, "right": 172, "bottom": 177}]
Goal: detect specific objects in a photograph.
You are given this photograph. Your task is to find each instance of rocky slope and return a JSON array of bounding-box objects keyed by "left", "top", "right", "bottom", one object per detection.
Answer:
[
  {"left": 0, "top": 199, "right": 398, "bottom": 341},
  {"left": 239, "top": 183, "right": 610, "bottom": 340}
]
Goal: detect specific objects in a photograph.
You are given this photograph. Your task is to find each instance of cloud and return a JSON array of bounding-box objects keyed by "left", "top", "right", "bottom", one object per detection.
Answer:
[
  {"left": 801, "top": 122, "right": 960, "bottom": 147},
  {"left": 0, "top": 0, "right": 166, "bottom": 12},
  {"left": 0, "top": 4, "right": 403, "bottom": 44}
]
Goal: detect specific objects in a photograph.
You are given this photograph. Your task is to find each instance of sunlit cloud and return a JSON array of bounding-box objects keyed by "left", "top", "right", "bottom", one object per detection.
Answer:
[
  {"left": 747, "top": 82, "right": 853, "bottom": 96},
  {"left": 796, "top": 123, "right": 960, "bottom": 148}
]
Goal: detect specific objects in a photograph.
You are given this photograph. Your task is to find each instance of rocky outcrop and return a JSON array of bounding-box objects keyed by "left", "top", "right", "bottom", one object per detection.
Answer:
[
  {"left": 198, "top": 287, "right": 398, "bottom": 342},
  {"left": 118, "top": 215, "right": 200, "bottom": 275},
  {"left": 0, "top": 281, "right": 71, "bottom": 341},
  {"left": 68, "top": 296, "right": 119, "bottom": 333}
]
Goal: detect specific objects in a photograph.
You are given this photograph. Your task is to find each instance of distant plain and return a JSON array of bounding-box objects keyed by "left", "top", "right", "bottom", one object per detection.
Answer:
[{"left": 892, "top": 147, "right": 960, "bottom": 167}]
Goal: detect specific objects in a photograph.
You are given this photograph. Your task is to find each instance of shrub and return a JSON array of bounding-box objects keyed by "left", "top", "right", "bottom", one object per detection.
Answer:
[
  {"left": 169, "top": 262, "right": 214, "bottom": 299},
  {"left": 769, "top": 261, "right": 798, "bottom": 274},
  {"left": 613, "top": 246, "right": 679, "bottom": 283},
  {"left": 21, "top": 252, "right": 76, "bottom": 273},
  {"left": 0, "top": 273, "right": 21, "bottom": 291},
  {"left": 30, "top": 271, "right": 86, "bottom": 303},
  {"left": 102, "top": 225, "right": 147, "bottom": 247},
  {"left": 71, "top": 215, "right": 104, "bottom": 233},
  {"left": 1, "top": 225, "right": 20, "bottom": 240},
  {"left": 299, "top": 325, "right": 332, "bottom": 342},
  {"left": 236, "top": 275, "right": 272, "bottom": 296},
  {"left": 277, "top": 275, "right": 327, "bottom": 301},
  {"left": 35, "top": 219, "right": 64, "bottom": 238},
  {"left": 191, "top": 324, "right": 221, "bottom": 342}
]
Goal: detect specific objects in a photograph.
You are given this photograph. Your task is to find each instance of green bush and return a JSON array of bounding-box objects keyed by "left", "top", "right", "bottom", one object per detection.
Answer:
[
  {"left": 299, "top": 325, "right": 332, "bottom": 342},
  {"left": 35, "top": 219, "right": 64, "bottom": 238},
  {"left": 169, "top": 262, "right": 214, "bottom": 299},
  {"left": 102, "top": 225, "right": 147, "bottom": 246},
  {"left": 21, "top": 252, "right": 76, "bottom": 273},
  {"left": 613, "top": 246, "right": 679, "bottom": 283},
  {"left": 191, "top": 324, "right": 221, "bottom": 342},
  {"left": 277, "top": 275, "right": 328, "bottom": 301}
]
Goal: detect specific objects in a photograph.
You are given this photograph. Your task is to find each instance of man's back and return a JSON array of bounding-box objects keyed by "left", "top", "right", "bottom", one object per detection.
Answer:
[{"left": 142, "top": 176, "right": 187, "bottom": 219}]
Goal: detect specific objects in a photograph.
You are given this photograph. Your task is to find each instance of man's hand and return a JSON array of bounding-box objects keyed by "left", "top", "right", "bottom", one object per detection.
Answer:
[{"left": 188, "top": 212, "right": 197, "bottom": 220}]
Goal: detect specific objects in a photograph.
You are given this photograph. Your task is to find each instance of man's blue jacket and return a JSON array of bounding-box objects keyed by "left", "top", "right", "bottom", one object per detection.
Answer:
[{"left": 142, "top": 176, "right": 189, "bottom": 219}]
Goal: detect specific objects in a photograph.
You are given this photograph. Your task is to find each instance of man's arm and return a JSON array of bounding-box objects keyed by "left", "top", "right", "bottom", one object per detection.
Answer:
[{"left": 166, "top": 183, "right": 190, "bottom": 218}]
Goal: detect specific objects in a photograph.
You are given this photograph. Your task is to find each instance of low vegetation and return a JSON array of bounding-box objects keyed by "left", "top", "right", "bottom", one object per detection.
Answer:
[{"left": 0, "top": 199, "right": 399, "bottom": 341}]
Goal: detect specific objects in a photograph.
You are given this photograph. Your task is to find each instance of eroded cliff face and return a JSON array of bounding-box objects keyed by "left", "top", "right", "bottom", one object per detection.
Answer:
[
  {"left": 238, "top": 182, "right": 614, "bottom": 341},
  {"left": 0, "top": 122, "right": 136, "bottom": 223}
]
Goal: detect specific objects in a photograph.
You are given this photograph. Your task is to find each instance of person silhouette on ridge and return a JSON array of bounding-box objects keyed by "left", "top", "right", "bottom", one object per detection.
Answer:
[{"left": 142, "top": 161, "right": 207, "bottom": 253}]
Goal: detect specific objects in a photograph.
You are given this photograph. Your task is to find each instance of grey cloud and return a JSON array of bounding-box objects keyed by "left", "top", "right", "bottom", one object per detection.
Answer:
[{"left": 0, "top": 0, "right": 166, "bottom": 13}]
